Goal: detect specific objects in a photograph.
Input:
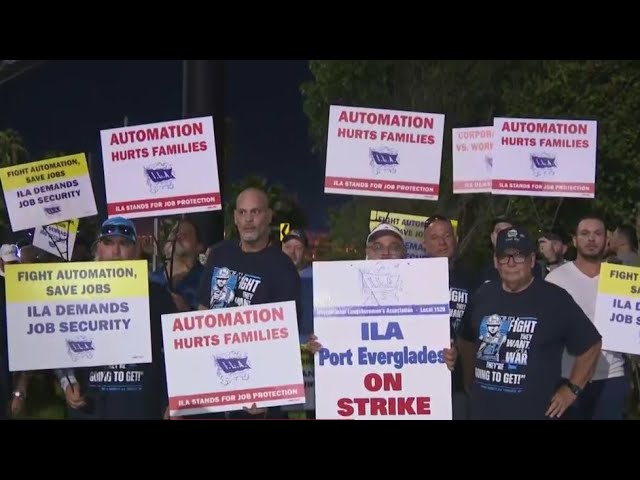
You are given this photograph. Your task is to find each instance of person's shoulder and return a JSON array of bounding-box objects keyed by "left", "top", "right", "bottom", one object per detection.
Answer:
[
  {"left": 535, "top": 276, "right": 573, "bottom": 298},
  {"left": 473, "top": 279, "right": 500, "bottom": 299},
  {"left": 544, "top": 261, "right": 575, "bottom": 284},
  {"left": 203, "top": 240, "right": 237, "bottom": 266},
  {"left": 148, "top": 280, "right": 169, "bottom": 298},
  {"left": 267, "top": 245, "right": 297, "bottom": 265}
]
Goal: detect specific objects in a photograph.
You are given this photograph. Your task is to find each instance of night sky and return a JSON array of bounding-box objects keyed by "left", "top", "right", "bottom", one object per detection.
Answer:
[{"left": 0, "top": 60, "right": 345, "bottom": 230}]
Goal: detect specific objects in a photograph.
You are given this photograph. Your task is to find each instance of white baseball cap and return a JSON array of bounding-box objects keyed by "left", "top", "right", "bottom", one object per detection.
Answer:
[
  {"left": 366, "top": 223, "right": 404, "bottom": 244},
  {"left": 0, "top": 244, "right": 20, "bottom": 263}
]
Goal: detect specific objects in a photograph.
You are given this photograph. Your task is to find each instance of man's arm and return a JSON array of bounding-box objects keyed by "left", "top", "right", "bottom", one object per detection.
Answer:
[
  {"left": 546, "top": 289, "right": 602, "bottom": 418},
  {"left": 567, "top": 340, "right": 602, "bottom": 389}
]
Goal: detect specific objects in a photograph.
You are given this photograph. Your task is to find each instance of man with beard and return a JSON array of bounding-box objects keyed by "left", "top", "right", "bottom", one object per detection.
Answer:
[
  {"left": 422, "top": 215, "right": 478, "bottom": 419},
  {"left": 197, "top": 187, "right": 316, "bottom": 419},
  {"left": 545, "top": 214, "right": 629, "bottom": 420},
  {"left": 151, "top": 217, "right": 204, "bottom": 312}
]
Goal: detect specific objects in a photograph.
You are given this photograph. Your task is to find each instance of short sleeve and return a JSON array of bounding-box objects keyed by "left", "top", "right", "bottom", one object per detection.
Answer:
[
  {"left": 458, "top": 295, "right": 477, "bottom": 342},
  {"left": 559, "top": 290, "right": 602, "bottom": 356},
  {"left": 197, "top": 260, "right": 213, "bottom": 309}
]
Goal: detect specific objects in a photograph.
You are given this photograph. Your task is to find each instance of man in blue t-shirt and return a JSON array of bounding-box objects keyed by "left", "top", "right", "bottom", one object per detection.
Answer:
[
  {"left": 458, "top": 226, "right": 602, "bottom": 420},
  {"left": 195, "top": 187, "right": 309, "bottom": 420},
  {"left": 58, "top": 217, "right": 176, "bottom": 419}
]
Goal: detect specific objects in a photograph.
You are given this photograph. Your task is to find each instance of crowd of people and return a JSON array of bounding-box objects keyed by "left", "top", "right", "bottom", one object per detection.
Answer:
[{"left": 0, "top": 185, "right": 637, "bottom": 419}]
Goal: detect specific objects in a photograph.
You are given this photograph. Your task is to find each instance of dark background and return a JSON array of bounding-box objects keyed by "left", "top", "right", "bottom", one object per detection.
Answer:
[{"left": 0, "top": 60, "right": 346, "bottom": 231}]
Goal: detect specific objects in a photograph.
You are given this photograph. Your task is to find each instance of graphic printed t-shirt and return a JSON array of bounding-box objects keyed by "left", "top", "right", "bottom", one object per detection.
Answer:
[
  {"left": 195, "top": 240, "right": 302, "bottom": 419},
  {"left": 73, "top": 282, "right": 176, "bottom": 419},
  {"left": 198, "top": 241, "right": 301, "bottom": 319},
  {"left": 458, "top": 279, "right": 601, "bottom": 420}
]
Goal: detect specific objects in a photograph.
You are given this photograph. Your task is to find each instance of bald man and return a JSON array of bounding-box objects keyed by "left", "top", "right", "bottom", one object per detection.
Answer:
[{"left": 196, "top": 187, "right": 303, "bottom": 419}]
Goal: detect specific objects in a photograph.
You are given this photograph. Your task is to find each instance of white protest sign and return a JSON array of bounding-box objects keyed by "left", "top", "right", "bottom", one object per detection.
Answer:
[
  {"left": 4, "top": 261, "right": 151, "bottom": 371},
  {"left": 452, "top": 126, "right": 493, "bottom": 193},
  {"left": 0, "top": 153, "right": 97, "bottom": 232},
  {"left": 491, "top": 117, "right": 597, "bottom": 198},
  {"left": 100, "top": 116, "right": 221, "bottom": 218},
  {"left": 593, "top": 263, "right": 640, "bottom": 355},
  {"left": 32, "top": 219, "right": 79, "bottom": 261},
  {"left": 313, "top": 258, "right": 452, "bottom": 420},
  {"left": 324, "top": 105, "right": 445, "bottom": 201},
  {"left": 162, "top": 301, "right": 305, "bottom": 416}
]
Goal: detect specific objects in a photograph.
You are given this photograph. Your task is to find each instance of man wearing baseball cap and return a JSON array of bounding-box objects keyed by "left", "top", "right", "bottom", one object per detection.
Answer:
[
  {"left": 365, "top": 223, "right": 406, "bottom": 260},
  {"left": 457, "top": 226, "right": 602, "bottom": 420},
  {"left": 57, "top": 216, "right": 176, "bottom": 419},
  {"left": 282, "top": 229, "right": 311, "bottom": 275}
]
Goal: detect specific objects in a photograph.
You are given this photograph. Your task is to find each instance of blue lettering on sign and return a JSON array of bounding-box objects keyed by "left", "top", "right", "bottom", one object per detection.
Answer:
[
  {"left": 216, "top": 357, "right": 250, "bottom": 374},
  {"left": 531, "top": 155, "right": 556, "bottom": 168},
  {"left": 361, "top": 321, "right": 404, "bottom": 340},
  {"left": 370, "top": 150, "right": 399, "bottom": 165},
  {"left": 68, "top": 340, "right": 95, "bottom": 353},
  {"left": 318, "top": 346, "right": 444, "bottom": 369},
  {"left": 145, "top": 167, "right": 176, "bottom": 183},
  {"left": 44, "top": 205, "right": 61, "bottom": 215}
]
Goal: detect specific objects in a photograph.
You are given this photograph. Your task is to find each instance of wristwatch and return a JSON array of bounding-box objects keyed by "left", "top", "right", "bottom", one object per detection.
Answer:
[
  {"left": 12, "top": 391, "right": 25, "bottom": 400},
  {"left": 566, "top": 381, "right": 582, "bottom": 397}
]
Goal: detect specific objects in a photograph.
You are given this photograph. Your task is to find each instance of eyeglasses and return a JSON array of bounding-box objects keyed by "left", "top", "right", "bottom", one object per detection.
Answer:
[
  {"left": 368, "top": 243, "right": 404, "bottom": 255},
  {"left": 424, "top": 215, "right": 450, "bottom": 229},
  {"left": 496, "top": 253, "right": 528, "bottom": 264}
]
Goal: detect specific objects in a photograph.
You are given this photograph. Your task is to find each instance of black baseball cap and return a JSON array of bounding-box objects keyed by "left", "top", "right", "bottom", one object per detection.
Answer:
[
  {"left": 282, "top": 229, "right": 308, "bottom": 247},
  {"left": 495, "top": 226, "right": 535, "bottom": 256}
]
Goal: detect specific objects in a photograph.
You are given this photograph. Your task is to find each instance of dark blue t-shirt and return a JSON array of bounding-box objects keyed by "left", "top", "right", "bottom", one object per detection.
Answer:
[
  {"left": 458, "top": 278, "right": 601, "bottom": 420},
  {"left": 193, "top": 240, "right": 302, "bottom": 419},
  {"left": 299, "top": 265, "right": 313, "bottom": 336},
  {"left": 448, "top": 263, "right": 479, "bottom": 393},
  {"left": 71, "top": 282, "right": 176, "bottom": 419}
]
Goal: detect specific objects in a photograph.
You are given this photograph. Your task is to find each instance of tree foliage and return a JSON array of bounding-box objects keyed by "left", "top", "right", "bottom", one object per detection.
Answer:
[{"left": 301, "top": 60, "right": 640, "bottom": 265}]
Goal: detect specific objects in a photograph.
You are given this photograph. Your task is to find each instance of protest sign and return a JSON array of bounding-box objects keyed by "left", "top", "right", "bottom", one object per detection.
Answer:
[
  {"left": 100, "top": 116, "right": 221, "bottom": 218},
  {"left": 313, "top": 258, "right": 452, "bottom": 419},
  {"left": 491, "top": 117, "right": 597, "bottom": 198},
  {"left": 0, "top": 153, "right": 97, "bottom": 232},
  {"left": 161, "top": 301, "right": 305, "bottom": 416},
  {"left": 4, "top": 260, "right": 151, "bottom": 371},
  {"left": 281, "top": 338, "right": 316, "bottom": 412},
  {"left": 452, "top": 126, "right": 493, "bottom": 193},
  {"left": 369, "top": 210, "right": 458, "bottom": 259},
  {"left": 32, "top": 219, "right": 79, "bottom": 260},
  {"left": 324, "top": 105, "right": 445, "bottom": 201},
  {"left": 593, "top": 263, "right": 640, "bottom": 355}
]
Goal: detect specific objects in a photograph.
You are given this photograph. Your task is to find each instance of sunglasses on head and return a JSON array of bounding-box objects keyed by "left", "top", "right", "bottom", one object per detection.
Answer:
[
  {"left": 100, "top": 224, "right": 135, "bottom": 239},
  {"left": 424, "top": 215, "right": 449, "bottom": 229}
]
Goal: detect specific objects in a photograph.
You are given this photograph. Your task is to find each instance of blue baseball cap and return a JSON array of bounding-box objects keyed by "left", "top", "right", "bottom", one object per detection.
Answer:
[
  {"left": 97, "top": 217, "right": 137, "bottom": 244},
  {"left": 495, "top": 226, "right": 534, "bottom": 257}
]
